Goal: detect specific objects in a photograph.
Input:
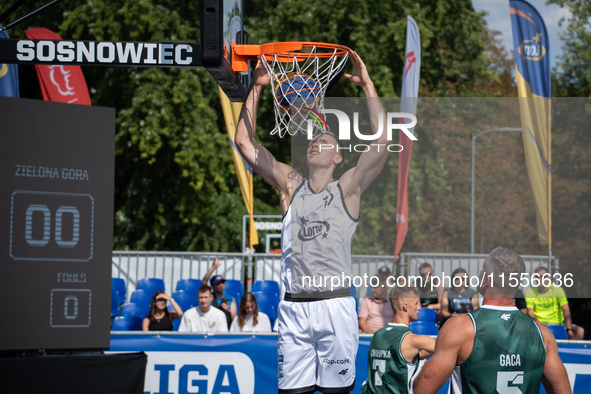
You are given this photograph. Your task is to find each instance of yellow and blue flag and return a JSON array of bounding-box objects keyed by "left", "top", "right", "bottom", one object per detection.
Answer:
[
  {"left": 510, "top": 0, "right": 551, "bottom": 247},
  {"left": 218, "top": 87, "right": 259, "bottom": 248},
  {"left": 0, "top": 24, "right": 19, "bottom": 97}
]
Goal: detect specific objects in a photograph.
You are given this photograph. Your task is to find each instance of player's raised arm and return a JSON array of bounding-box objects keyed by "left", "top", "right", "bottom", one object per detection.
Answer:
[
  {"left": 235, "top": 60, "right": 298, "bottom": 201},
  {"left": 341, "top": 51, "right": 389, "bottom": 195},
  {"left": 536, "top": 322, "right": 572, "bottom": 394}
]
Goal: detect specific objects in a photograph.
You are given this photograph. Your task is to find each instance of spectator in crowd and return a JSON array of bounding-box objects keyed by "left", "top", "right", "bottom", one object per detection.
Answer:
[
  {"left": 439, "top": 268, "right": 479, "bottom": 323},
  {"left": 513, "top": 288, "right": 528, "bottom": 313},
  {"left": 230, "top": 293, "right": 272, "bottom": 333},
  {"left": 202, "top": 257, "right": 237, "bottom": 329},
  {"left": 359, "top": 274, "right": 394, "bottom": 334},
  {"left": 525, "top": 266, "right": 585, "bottom": 340},
  {"left": 142, "top": 290, "right": 183, "bottom": 331},
  {"left": 414, "top": 262, "right": 444, "bottom": 311},
  {"left": 178, "top": 286, "right": 228, "bottom": 333},
  {"left": 378, "top": 265, "right": 395, "bottom": 281}
]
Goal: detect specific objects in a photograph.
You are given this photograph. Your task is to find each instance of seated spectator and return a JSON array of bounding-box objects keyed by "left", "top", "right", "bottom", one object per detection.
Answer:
[
  {"left": 439, "top": 268, "right": 479, "bottom": 323},
  {"left": 142, "top": 290, "right": 183, "bottom": 331},
  {"left": 414, "top": 262, "right": 444, "bottom": 311},
  {"left": 230, "top": 293, "right": 271, "bottom": 333},
  {"left": 359, "top": 274, "right": 394, "bottom": 334},
  {"left": 378, "top": 265, "right": 395, "bottom": 281},
  {"left": 178, "top": 286, "right": 228, "bottom": 333},
  {"left": 525, "top": 266, "right": 585, "bottom": 340},
  {"left": 513, "top": 288, "right": 527, "bottom": 313},
  {"left": 202, "top": 257, "right": 237, "bottom": 329}
]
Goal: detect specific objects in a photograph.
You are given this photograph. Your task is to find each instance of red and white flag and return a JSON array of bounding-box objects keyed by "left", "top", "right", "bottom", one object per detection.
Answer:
[
  {"left": 394, "top": 16, "right": 420, "bottom": 260},
  {"left": 25, "top": 28, "right": 91, "bottom": 105}
]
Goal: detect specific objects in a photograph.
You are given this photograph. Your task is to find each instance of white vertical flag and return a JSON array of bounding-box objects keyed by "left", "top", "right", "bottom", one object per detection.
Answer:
[{"left": 394, "top": 16, "right": 421, "bottom": 260}]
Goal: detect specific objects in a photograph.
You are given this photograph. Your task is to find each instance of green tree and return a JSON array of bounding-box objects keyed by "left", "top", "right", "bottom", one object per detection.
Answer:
[{"left": 549, "top": 0, "right": 591, "bottom": 97}]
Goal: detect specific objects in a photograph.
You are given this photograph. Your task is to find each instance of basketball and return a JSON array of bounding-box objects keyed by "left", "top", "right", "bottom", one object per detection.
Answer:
[{"left": 274, "top": 73, "right": 319, "bottom": 109}]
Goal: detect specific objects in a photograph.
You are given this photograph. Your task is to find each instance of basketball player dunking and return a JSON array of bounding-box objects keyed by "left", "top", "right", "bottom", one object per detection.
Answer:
[
  {"left": 236, "top": 52, "right": 389, "bottom": 394},
  {"left": 413, "top": 247, "right": 571, "bottom": 394}
]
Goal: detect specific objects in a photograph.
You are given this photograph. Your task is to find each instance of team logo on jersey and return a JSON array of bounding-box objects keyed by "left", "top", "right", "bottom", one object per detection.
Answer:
[
  {"left": 323, "top": 187, "right": 334, "bottom": 208},
  {"left": 298, "top": 216, "right": 330, "bottom": 241},
  {"left": 501, "top": 313, "right": 511, "bottom": 321}
]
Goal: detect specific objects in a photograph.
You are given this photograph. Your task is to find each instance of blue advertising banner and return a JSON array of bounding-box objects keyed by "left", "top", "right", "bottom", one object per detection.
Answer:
[{"left": 110, "top": 334, "right": 591, "bottom": 394}]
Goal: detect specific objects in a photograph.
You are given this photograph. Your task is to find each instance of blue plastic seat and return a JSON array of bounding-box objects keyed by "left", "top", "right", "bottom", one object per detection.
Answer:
[
  {"left": 111, "top": 290, "right": 120, "bottom": 318},
  {"left": 253, "top": 280, "right": 280, "bottom": 296},
  {"left": 409, "top": 321, "right": 439, "bottom": 335},
  {"left": 173, "top": 318, "right": 182, "bottom": 331},
  {"left": 112, "top": 278, "right": 127, "bottom": 304},
  {"left": 224, "top": 279, "right": 244, "bottom": 301},
  {"left": 545, "top": 324, "right": 568, "bottom": 340},
  {"left": 175, "top": 279, "right": 202, "bottom": 294},
  {"left": 253, "top": 280, "right": 280, "bottom": 306},
  {"left": 226, "top": 291, "right": 242, "bottom": 306},
  {"left": 417, "top": 308, "right": 437, "bottom": 323},
  {"left": 257, "top": 303, "right": 278, "bottom": 323},
  {"left": 172, "top": 290, "right": 197, "bottom": 311},
  {"left": 252, "top": 291, "right": 279, "bottom": 310},
  {"left": 111, "top": 316, "right": 143, "bottom": 331},
  {"left": 121, "top": 302, "right": 150, "bottom": 319},
  {"left": 137, "top": 278, "right": 165, "bottom": 295},
  {"left": 130, "top": 289, "right": 153, "bottom": 305}
]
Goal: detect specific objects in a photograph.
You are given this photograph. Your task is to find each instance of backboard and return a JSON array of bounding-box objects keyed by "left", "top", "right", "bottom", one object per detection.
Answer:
[{"left": 201, "top": 0, "right": 249, "bottom": 101}]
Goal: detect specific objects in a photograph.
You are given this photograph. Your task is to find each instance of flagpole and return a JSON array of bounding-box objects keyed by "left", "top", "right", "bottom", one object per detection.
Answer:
[{"left": 548, "top": 104, "right": 552, "bottom": 271}]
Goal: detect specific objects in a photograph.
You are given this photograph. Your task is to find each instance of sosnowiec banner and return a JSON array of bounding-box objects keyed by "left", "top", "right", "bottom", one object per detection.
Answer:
[
  {"left": 394, "top": 16, "right": 421, "bottom": 260},
  {"left": 25, "top": 28, "right": 91, "bottom": 105},
  {"left": 219, "top": 87, "right": 259, "bottom": 248},
  {"left": 0, "top": 24, "right": 19, "bottom": 97},
  {"left": 509, "top": 0, "right": 551, "bottom": 247}
]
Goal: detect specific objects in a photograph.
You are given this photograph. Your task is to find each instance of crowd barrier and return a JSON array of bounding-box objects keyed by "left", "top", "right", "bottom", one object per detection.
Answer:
[
  {"left": 113, "top": 251, "right": 557, "bottom": 304},
  {"left": 109, "top": 333, "right": 591, "bottom": 394}
]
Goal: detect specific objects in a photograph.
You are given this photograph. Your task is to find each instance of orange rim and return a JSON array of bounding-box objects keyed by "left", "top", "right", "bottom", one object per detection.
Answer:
[{"left": 232, "top": 41, "right": 350, "bottom": 73}]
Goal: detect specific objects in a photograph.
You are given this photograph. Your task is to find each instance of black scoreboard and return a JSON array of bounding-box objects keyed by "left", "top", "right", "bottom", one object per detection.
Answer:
[{"left": 0, "top": 97, "right": 114, "bottom": 351}]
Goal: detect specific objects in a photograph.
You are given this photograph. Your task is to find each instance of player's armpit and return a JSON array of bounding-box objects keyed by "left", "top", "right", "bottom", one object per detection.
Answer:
[
  {"left": 401, "top": 333, "right": 436, "bottom": 361},
  {"left": 413, "top": 315, "right": 473, "bottom": 394},
  {"left": 537, "top": 322, "right": 572, "bottom": 394}
]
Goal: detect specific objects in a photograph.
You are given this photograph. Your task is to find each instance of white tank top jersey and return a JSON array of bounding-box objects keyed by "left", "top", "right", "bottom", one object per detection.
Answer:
[{"left": 281, "top": 179, "right": 358, "bottom": 295}]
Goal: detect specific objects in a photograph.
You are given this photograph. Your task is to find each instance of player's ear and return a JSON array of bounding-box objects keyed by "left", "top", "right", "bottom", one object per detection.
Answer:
[
  {"left": 334, "top": 154, "right": 342, "bottom": 164},
  {"left": 401, "top": 301, "right": 409, "bottom": 313}
]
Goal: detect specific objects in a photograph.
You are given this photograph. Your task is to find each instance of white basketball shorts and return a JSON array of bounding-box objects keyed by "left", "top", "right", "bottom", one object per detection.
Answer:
[{"left": 277, "top": 296, "right": 358, "bottom": 393}]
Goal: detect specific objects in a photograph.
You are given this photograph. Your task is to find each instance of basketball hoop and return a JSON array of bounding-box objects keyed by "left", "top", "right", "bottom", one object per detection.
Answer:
[{"left": 232, "top": 42, "right": 350, "bottom": 137}]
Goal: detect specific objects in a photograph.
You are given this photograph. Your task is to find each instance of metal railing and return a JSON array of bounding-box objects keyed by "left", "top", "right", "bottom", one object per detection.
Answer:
[{"left": 113, "top": 251, "right": 557, "bottom": 303}]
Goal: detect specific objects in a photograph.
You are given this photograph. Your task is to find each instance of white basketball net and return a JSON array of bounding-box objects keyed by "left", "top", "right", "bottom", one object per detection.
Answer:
[{"left": 261, "top": 46, "right": 349, "bottom": 138}]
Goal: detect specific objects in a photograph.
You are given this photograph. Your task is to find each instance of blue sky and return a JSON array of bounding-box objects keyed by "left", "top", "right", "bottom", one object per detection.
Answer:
[{"left": 472, "top": 0, "right": 571, "bottom": 69}]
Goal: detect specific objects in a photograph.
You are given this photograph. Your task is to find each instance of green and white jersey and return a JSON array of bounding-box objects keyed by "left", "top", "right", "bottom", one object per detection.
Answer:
[
  {"left": 362, "top": 323, "right": 421, "bottom": 394},
  {"left": 451, "top": 305, "right": 546, "bottom": 394}
]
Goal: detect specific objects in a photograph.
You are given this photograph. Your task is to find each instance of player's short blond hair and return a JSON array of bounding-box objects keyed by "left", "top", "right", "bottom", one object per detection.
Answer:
[{"left": 389, "top": 285, "right": 419, "bottom": 313}]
